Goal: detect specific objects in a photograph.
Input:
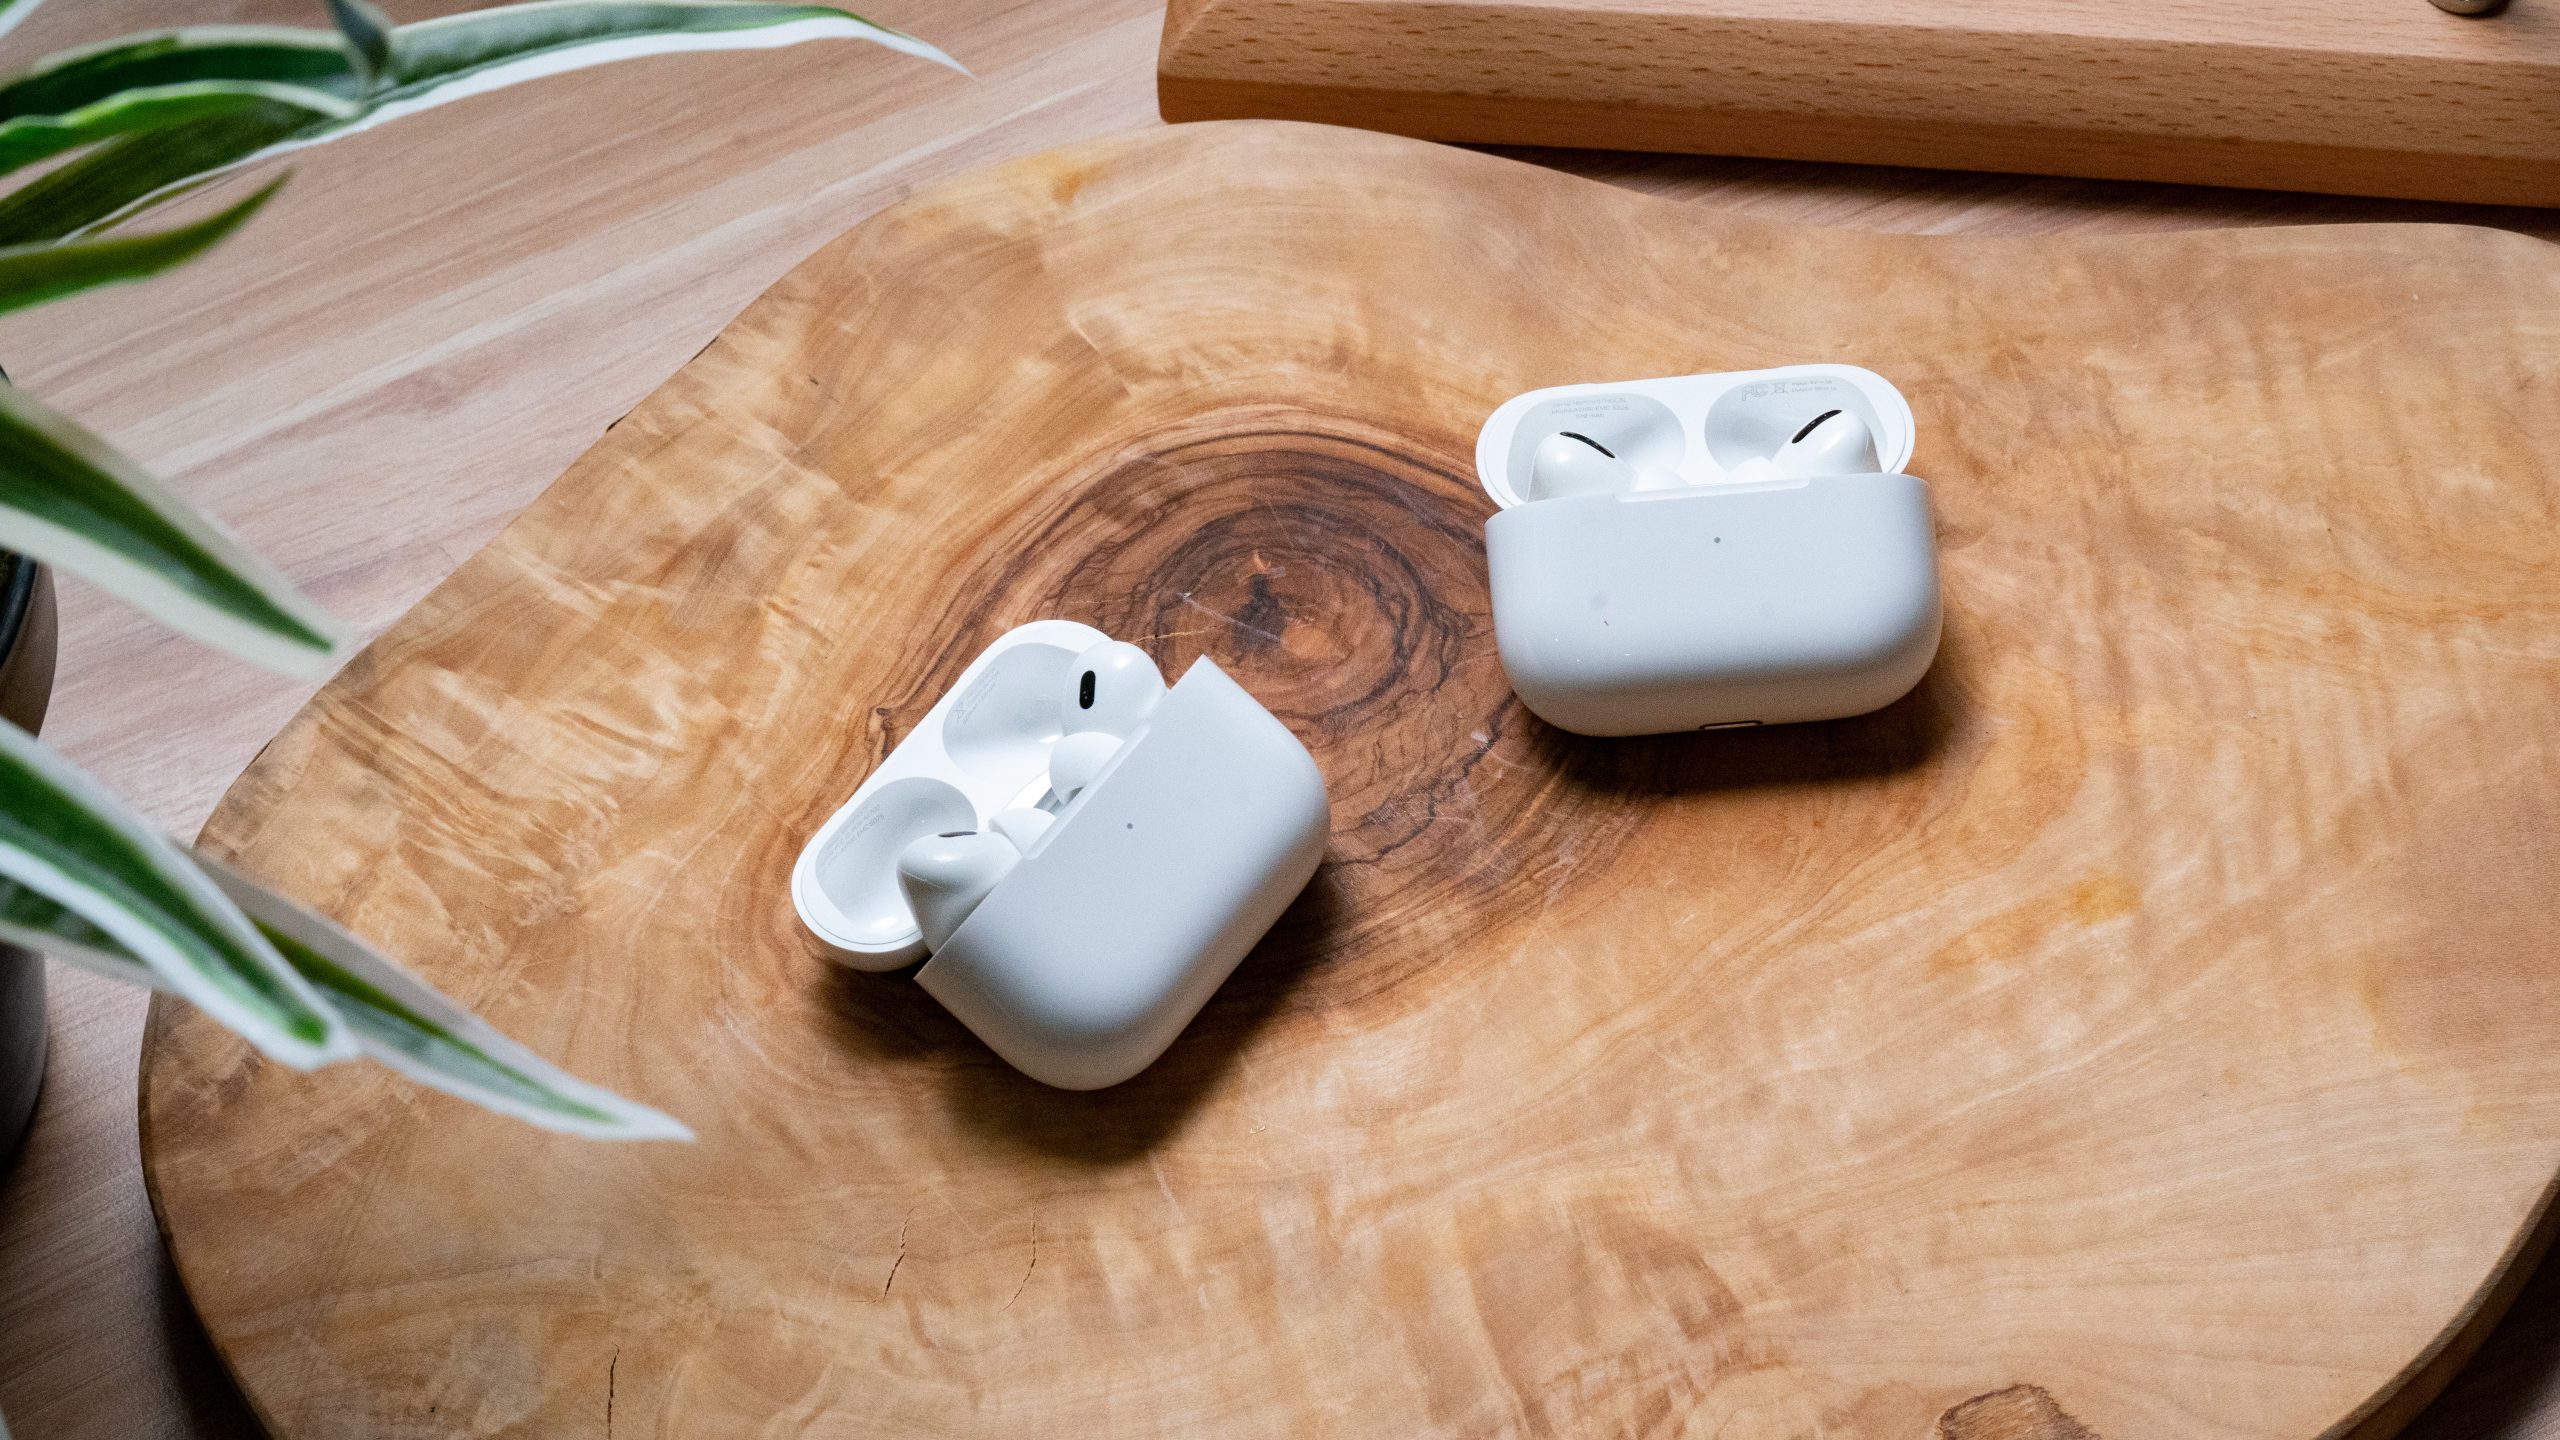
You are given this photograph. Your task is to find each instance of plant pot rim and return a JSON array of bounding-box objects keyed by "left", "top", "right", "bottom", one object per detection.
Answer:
[{"left": 0, "top": 554, "right": 37, "bottom": 664}]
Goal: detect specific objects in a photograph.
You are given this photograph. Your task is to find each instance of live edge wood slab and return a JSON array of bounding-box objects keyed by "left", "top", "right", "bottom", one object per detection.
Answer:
[
  {"left": 1156, "top": 0, "right": 2560, "bottom": 206},
  {"left": 138, "top": 120, "right": 2560, "bottom": 1439}
]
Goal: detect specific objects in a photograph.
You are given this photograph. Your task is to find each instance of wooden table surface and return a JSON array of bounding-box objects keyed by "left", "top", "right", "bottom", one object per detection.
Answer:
[{"left": 0, "top": 2, "right": 2553, "bottom": 1436}]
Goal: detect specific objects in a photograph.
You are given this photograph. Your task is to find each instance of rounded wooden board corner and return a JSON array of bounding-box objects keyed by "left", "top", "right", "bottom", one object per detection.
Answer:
[{"left": 141, "top": 120, "right": 2560, "bottom": 1438}]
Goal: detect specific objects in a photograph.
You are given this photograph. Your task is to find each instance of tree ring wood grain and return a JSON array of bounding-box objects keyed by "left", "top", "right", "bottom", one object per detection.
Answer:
[
  {"left": 139, "top": 121, "right": 2560, "bottom": 1439},
  {"left": 917, "top": 418, "right": 1954, "bottom": 1013}
]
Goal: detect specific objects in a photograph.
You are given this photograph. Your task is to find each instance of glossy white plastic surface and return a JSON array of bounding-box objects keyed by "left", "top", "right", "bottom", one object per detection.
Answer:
[
  {"left": 790, "top": 622, "right": 1328, "bottom": 1088},
  {"left": 792, "top": 620, "right": 1101, "bottom": 969},
  {"left": 919, "top": 661, "right": 1328, "bottom": 1089},
  {"left": 1476, "top": 364, "right": 1942, "bottom": 736}
]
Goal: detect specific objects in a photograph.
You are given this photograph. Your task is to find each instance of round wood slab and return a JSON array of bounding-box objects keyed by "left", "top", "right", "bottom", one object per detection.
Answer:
[{"left": 140, "top": 121, "right": 2560, "bottom": 1439}]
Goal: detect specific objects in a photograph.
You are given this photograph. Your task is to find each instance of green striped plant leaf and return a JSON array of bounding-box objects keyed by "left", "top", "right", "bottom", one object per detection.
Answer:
[
  {"left": 201, "top": 853, "right": 692, "bottom": 1140},
  {"left": 0, "top": 0, "right": 943, "bottom": 1139},
  {"left": 0, "top": 377, "right": 346, "bottom": 675},
  {"left": 324, "top": 0, "right": 394, "bottom": 91},
  {"left": 0, "top": 174, "right": 279, "bottom": 315},
  {"left": 374, "top": 2, "right": 959, "bottom": 105},
  {"left": 1, "top": 853, "right": 689, "bottom": 1139},
  {"left": 0, "top": 27, "right": 360, "bottom": 121},
  {"left": 0, "top": 4, "right": 958, "bottom": 242},
  {"left": 0, "top": 29, "right": 356, "bottom": 240},
  {"left": 0, "top": 0, "right": 40, "bottom": 47},
  {"left": 0, "top": 875, "right": 156, "bottom": 990},
  {"left": 0, "top": 720, "right": 348, "bottom": 1068},
  {"left": 0, "top": 80, "right": 352, "bottom": 180},
  {"left": 0, "top": 99, "right": 312, "bottom": 244}
]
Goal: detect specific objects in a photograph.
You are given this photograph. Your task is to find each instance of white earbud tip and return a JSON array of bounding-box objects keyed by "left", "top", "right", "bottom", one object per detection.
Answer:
[
  {"left": 990, "top": 806, "right": 1054, "bottom": 850},
  {"left": 1775, "top": 410, "right": 1882, "bottom": 477},
  {"left": 1631, "top": 464, "right": 1690, "bottom": 493},
  {"left": 1049, "top": 730, "right": 1124, "bottom": 799},
  {"left": 895, "top": 829, "right": 1022, "bottom": 951},
  {"left": 1528, "top": 432, "right": 1635, "bottom": 501}
]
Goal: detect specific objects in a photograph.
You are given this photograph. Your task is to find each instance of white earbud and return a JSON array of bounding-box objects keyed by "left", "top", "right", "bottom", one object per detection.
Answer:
[
  {"left": 1049, "top": 641, "right": 1165, "bottom": 803},
  {"left": 1065, "top": 641, "right": 1164, "bottom": 735},
  {"left": 1048, "top": 730, "right": 1122, "bottom": 799},
  {"left": 1529, "top": 431, "right": 1630, "bottom": 499},
  {"left": 1729, "top": 409, "right": 1883, "bottom": 482},
  {"left": 895, "top": 828, "right": 1022, "bottom": 951},
  {"left": 1529, "top": 431, "right": 1687, "bottom": 500},
  {"left": 989, "top": 806, "right": 1054, "bottom": 849},
  {"left": 1776, "top": 408, "right": 1880, "bottom": 475}
]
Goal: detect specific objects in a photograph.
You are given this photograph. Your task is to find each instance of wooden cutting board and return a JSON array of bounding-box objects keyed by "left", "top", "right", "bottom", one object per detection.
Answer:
[
  {"left": 139, "top": 120, "right": 2560, "bottom": 1439},
  {"left": 1156, "top": 0, "right": 2560, "bottom": 206}
]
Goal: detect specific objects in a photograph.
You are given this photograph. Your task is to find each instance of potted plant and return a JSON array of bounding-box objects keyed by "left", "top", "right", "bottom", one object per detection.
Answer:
[{"left": 0, "top": 0, "right": 954, "bottom": 1159}]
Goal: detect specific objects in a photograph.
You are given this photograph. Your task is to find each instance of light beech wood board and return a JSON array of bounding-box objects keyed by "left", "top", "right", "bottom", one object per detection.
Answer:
[
  {"left": 1157, "top": 0, "right": 2560, "bottom": 205},
  {"left": 126, "top": 119, "right": 2560, "bottom": 1438}
]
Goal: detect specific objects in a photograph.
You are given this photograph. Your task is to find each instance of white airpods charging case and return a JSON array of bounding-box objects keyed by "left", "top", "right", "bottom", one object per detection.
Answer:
[
  {"left": 1475, "top": 364, "right": 1942, "bottom": 737},
  {"left": 790, "top": 620, "right": 1329, "bottom": 1089}
]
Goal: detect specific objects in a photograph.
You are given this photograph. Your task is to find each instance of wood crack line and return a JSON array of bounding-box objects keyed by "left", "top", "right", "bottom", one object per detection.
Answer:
[
  {"left": 882, "top": 1210, "right": 912, "bottom": 1298},
  {"left": 1004, "top": 1219, "right": 1039, "bottom": 1311}
]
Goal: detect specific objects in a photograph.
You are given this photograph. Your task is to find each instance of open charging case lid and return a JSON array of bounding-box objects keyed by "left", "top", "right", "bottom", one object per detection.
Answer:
[
  {"left": 790, "top": 621, "right": 1331, "bottom": 1089},
  {"left": 1471, "top": 364, "right": 1940, "bottom": 737}
]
